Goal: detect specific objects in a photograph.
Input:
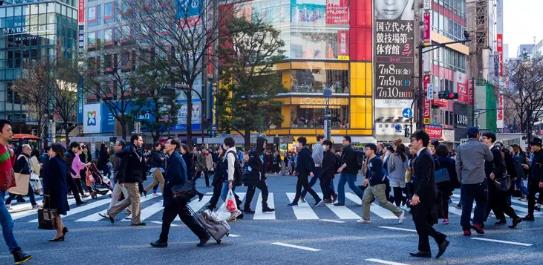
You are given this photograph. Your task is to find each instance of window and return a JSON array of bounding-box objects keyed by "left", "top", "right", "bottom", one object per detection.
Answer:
[
  {"left": 104, "top": 2, "right": 113, "bottom": 19},
  {"left": 87, "top": 31, "right": 97, "bottom": 47},
  {"left": 88, "top": 6, "right": 96, "bottom": 22},
  {"left": 104, "top": 28, "right": 113, "bottom": 44}
]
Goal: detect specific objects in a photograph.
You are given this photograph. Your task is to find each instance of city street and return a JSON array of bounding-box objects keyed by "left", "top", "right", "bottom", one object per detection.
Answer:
[{"left": 2, "top": 175, "right": 542, "bottom": 265}]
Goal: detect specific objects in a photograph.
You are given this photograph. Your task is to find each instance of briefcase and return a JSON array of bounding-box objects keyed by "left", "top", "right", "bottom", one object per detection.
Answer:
[{"left": 38, "top": 195, "right": 57, "bottom": 230}]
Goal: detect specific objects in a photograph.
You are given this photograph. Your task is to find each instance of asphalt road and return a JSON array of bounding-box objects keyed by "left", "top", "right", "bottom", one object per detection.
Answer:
[{"left": 2, "top": 175, "right": 543, "bottom": 265}]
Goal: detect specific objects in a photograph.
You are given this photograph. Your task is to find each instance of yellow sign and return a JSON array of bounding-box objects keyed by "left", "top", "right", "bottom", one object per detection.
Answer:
[
  {"left": 338, "top": 55, "right": 350, "bottom": 61},
  {"left": 423, "top": 118, "right": 430, "bottom": 125}
]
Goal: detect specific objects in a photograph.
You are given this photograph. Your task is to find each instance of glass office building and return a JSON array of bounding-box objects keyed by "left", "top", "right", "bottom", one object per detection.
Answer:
[{"left": 0, "top": 0, "right": 77, "bottom": 130}]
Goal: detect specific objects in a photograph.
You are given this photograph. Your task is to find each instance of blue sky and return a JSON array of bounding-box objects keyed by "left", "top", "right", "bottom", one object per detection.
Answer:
[{"left": 503, "top": 0, "right": 543, "bottom": 58}]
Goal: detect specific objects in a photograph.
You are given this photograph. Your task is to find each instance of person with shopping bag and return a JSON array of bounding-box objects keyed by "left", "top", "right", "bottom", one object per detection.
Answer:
[
  {"left": 5, "top": 144, "right": 36, "bottom": 209},
  {"left": 42, "top": 144, "right": 70, "bottom": 242},
  {"left": 150, "top": 138, "right": 209, "bottom": 248},
  {"left": 0, "top": 120, "right": 32, "bottom": 264},
  {"left": 220, "top": 137, "right": 243, "bottom": 221}
]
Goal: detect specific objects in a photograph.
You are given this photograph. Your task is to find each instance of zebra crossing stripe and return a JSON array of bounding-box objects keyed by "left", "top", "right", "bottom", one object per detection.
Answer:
[
  {"left": 123, "top": 201, "right": 164, "bottom": 222},
  {"left": 344, "top": 192, "right": 397, "bottom": 219},
  {"left": 254, "top": 192, "right": 275, "bottom": 220},
  {"left": 317, "top": 193, "right": 359, "bottom": 220},
  {"left": 11, "top": 198, "right": 77, "bottom": 220},
  {"left": 286, "top": 193, "right": 319, "bottom": 220},
  {"left": 188, "top": 195, "right": 212, "bottom": 212},
  {"left": 75, "top": 194, "right": 159, "bottom": 222},
  {"left": 30, "top": 197, "right": 112, "bottom": 223}
]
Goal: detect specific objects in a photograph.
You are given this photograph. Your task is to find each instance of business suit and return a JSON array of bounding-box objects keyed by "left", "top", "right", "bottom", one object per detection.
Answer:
[{"left": 411, "top": 148, "right": 446, "bottom": 254}]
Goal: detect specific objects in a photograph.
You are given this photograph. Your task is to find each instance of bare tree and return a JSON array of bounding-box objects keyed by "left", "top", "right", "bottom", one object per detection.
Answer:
[
  {"left": 122, "top": 0, "right": 228, "bottom": 146},
  {"left": 11, "top": 61, "right": 51, "bottom": 140},
  {"left": 504, "top": 58, "right": 543, "bottom": 142},
  {"left": 217, "top": 16, "right": 286, "bottom": 149}
]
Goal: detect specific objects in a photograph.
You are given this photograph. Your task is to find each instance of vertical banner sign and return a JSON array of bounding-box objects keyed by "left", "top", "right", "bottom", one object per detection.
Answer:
[
  {"left": 337, "top": 30, "right": 349, "bottom": 60},
  {"left": 423, "top": 11, "right": 431, "bottom": 46},
  {"left": 326, "top": 0, "right": 349, "bottom": 25},
  {"left": 78, "top": 0, "right": 85, "bottom": 23},
  {"left": 423, "top": 74, "right": 431, "bottom": 124},
  {"left": 497, "top": 93, "right": 504, "bottom": 129},
  {"left": 497, "top": 34, "right": 504, "bottom": 77},
  {"left": 374, "top": 0, "right": 415, "bottom": 99}
]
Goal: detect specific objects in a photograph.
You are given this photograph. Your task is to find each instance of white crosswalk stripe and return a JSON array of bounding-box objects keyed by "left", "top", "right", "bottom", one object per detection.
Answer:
[{"left": 11, "top": 191, "right": 543, "bottom": 222}]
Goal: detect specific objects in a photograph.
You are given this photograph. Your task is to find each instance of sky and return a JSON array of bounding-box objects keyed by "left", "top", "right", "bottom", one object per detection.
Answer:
[{"left": 503, "top": 0, "right": 543, "bottom": 58}]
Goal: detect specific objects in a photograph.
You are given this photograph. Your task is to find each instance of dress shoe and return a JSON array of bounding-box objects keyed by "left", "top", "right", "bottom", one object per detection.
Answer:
[
  {"left": 509, "top": 217, "right": 522, "bottom": 229},
  {"left": 409, "top": 252, "right": 431, "bottom": 258},
  {"left": 13, "top": 250, "right": 32, "bottom": 264},
  {"left": 436, "top": 239, "right": 450, "bottom": 259},
  {"left": 495, "top": 219, "right": 506, "bottom": 225},
  {"left": 523, "top": 214, "right": 535, "bottom": 221},
  {"left": 323, "top": 199, "right": 332, "bottom": 204},
  {"left": 131, "top": 222, "right": 146, "bottom": 226},
  {"left": 197, "top": 236, "right": 210, "bottom": 247},
  {"left": 76, "top": 201, "right": 86, "bottom": 206},
  {"left": 472, "top": 223, "right": 485, "bottom": 234},
  {"left": 333, "top": 203, "right": 345, "bottom": 206},
  {"left": 463, "top": 229, "right": 472, "bottom": 236},
  {"left": 243, "top": 208, "right": 255, "bottom": 214},
  {"left": 99, "top": 213, "right": 115, "bottom": 224},
  {"left": 313, "top": 199, "right": 324, "bottom": 207},
  {"left": 262, "top": 205, "right": 275, "bottom": 212},
  {"left": 288, "top": 202, "right": 298, "bottom": 207},
  {"left": 150, "top": 240, "right": 168, "bottom": 248}
]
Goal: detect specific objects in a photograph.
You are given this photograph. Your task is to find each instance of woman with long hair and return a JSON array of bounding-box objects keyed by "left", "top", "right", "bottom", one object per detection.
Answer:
[
  {"left": 43, "top": 144, "right": 69, "bottom": 241},
  {"left": 388, "top": 143, "right": 408, "bottom": 207}
]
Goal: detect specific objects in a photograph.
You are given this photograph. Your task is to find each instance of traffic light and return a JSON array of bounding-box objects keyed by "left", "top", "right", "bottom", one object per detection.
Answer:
[{"left": 437, "top": 90, "right": 458, "bottom": 100}]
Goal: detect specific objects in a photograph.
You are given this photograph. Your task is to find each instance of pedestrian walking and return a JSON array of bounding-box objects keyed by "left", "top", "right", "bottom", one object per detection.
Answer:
[
  {"left": 64, "top": 143, "right": 87, "bottom": 205},
  {"left": 481, "top": 133, "right": 522, "bottom": 228},
  {"left": 100, "top": 141, "right": 129, "bottom": 216},
  {"left": 29, "top": 149, "right": 42, "bottom": 196},
  {"left": 359, "top": 143, "right": 405, "bottom": 224},
  {"left": 43, "top": 143, "right": 70, "bottom": 242},
  {"left": 0, "top": 120, "right": 32, "bottom": 264},
  {"left": 144, "top": 143, "right": 165, "bottom": 195},
  {"left": 220, "top": 137, "right": 243, "bottom": 220},
  {"left": 408, "top": 130, "right": 449, "bottom": 259},
  {"left": 335, "top": 136, "right": 365, "bottom": 206},
  {"left": 103, "top": 134, "right": 147, "bottom": 226},
  {"left": 387, "top": 142, "right": 409, "bottom": 207},
  {"left": 97, "top": 144, "right": 111, "bottom": 178},
  {"left": 288, "top": 137, "right": 323, "bottom": 207},
  {"left": 180, "top": 144, "right": 204, "bottom": 201},
  {"left": 434, "top": 144, "right": 459, "bottom": 225},
  {"left": 5, "top": 144, "right": 37, "bottom": 209},
  {"left": 321, "top": 140, "right": 338, "bottom": 203},
  {"left": 511, "top": 144, "right": 529, "bottom": 200},
  {"left": 301, "top": 135, "right": 325, "bottom": 202},
  {"left": 243, "top": 137, "right": 274, "bottom": 213},
  {"left": 150, "top": 138, "right": 210, "bottom": 248},
  {"left": 455, "top": 127, "right": 493, "bottom": 236},
  {"left": 206, "top": 145, "right": 241, "bottom": 211},
  {"left": 524, "top": 137, "right": 543, "bottom": 221}
]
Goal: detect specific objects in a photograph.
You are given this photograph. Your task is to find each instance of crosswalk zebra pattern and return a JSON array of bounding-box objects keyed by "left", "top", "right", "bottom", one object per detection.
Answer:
[{"left": 9, "top": 191, "right": 541, "bottom": 224}]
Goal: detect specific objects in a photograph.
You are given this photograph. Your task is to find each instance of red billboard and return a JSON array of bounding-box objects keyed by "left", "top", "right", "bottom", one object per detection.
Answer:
[
  {"left": 337, "top": 30, "right": 349, "bottom": 58},
  {"left": 78, "top": 0, "right": 85, "bottom": 23},
  {"left": 423, "top": 11, "right": 431, "bottom": 46},
  {"left": 423, "top": 74, "right": 431, "bottom": 124},
  {"left": 426, "top": 125, "right": 443, "bottom": 139},
  {"left": 497, "top": 34, "right": 503, "bottom": 77},
  {"left": 326, "top": 0, "right": 349, "bottom": 24}
]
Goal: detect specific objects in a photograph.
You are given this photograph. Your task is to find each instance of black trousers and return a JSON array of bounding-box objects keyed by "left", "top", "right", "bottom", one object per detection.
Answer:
[
  {"left": 487, "top": 185, "right": 519, "bottom": 221},
  {"left": 392, "top": 187, "right": 405, "bottom": 207},
  {"left": 66, "top": 175, "right": 82, "bottom": 203},
  {"left": 322, "top": 174, "right": 336, "bottom": 200},
  {"left": 244, "top": 179, "right": 269, "bottom": 209},
  {"left": 159, "top": 202, "right": 208, "bottom": 242},
  {"left": 527, "top": 179, "right": 540, "bottom": 216},
  {"left": 301, "top": 167, "right": 325, "bottom": 199},
  {"left": 412, "top": 202, "right": 446, "bottom": 253},
  {"left": 293, "top": 174, "right": 320, "bottom": 203},
  {"left": 196, "top": 171, "right": 210, "bottom": 187}
]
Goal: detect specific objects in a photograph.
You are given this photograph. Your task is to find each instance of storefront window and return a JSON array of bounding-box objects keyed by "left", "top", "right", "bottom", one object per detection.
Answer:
[
  {"left": 290, "top": 105, "right": 349, "bottom": 129},
  {"left": 291, "top": 69, "right": 349, "bottom": 93},
  {"left": 291, "top": 31, "right": 342, "bottom": 60}
]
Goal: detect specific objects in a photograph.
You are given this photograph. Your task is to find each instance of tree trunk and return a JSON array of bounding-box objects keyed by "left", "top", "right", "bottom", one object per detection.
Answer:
[
  {"left": 64, "top": 122, "right": 70, "bottom": 146},
  {"left": 186, "top": 90, "right": 193, "bottom": 147},
  {"left": 244, "top": 129, "right": 251, "bottom": 150},
  {"left": 121, "top": 119, "right": 128, "bottom": 141}
]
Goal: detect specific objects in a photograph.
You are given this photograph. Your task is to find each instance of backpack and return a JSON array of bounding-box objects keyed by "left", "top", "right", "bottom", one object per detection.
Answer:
[{"left": 226, "top": 150, "right": 242, "bottom": 186}]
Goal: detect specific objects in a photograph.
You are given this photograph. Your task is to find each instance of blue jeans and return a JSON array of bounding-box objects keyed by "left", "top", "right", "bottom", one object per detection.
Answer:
[
  {"left": 337, "top": 173, "right": 364, "bottom": 204},
  {"left": 460, "top": 182, "right": 488, "bottom": 229},
  {"left": 220, "top": 181, "right": 239, "bottom": 203},
  {"left": 0, "top": 191, "right": 21, "bottom": 253},
  {"left": 515, "top": 177, "right": 528, "bottom": 196}
]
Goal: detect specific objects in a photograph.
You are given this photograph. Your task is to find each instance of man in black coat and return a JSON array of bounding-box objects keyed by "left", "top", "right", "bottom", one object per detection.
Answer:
[
  {"left": 104, "top": 134, "right": 146, "bottom": 226},
  {"left": 243, "top": 137, "right": 274, "bottom": 213},
  {"left": 525, "top": 137, "right": 543, "bottom": 221},
  {"left": 151, "top": 138, "right": 209, "bottom": 248},
  {"left": 288, "top": 137, "right": 323, "bottom": 207},
  {"left": 321, "top": 140, "right": 338, "bottom": 203},
  {"left": 409, "top": 130, "right": 449, "bottom": 259},
  {"left": 482, "top": 132, "right": 522, "bottom": 228}
]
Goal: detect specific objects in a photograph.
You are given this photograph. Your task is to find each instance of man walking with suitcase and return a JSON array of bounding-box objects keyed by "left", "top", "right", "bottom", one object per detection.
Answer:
[{"left": 151, "top": 138, "right": 209, "bottom": 248}]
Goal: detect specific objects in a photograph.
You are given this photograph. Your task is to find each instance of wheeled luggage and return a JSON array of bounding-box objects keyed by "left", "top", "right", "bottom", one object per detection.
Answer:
[{"left": 188, "top": 206, "right": 230, "bottom": 244}]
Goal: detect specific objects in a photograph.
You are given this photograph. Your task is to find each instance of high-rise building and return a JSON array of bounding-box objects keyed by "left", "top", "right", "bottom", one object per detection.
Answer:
[{"left": 0, "top": 0, "right": 78, "bottom": 132}]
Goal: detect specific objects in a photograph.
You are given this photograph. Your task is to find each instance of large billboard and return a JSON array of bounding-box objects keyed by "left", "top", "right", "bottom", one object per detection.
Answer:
[
  {"left": 83, "top": 104, "right": 101, "bottom": 134},
  {"left": 173, "top": 99, "right": 202, "bottom": 131},
  {"left": 326, "top": 0, "right": 349, "bottom": 24},
  {"left": 291, "top": 0, "right": 326, "bottom": 25},
  {"left": 374, "top": 0, "right": 415, "bottom": 99}
]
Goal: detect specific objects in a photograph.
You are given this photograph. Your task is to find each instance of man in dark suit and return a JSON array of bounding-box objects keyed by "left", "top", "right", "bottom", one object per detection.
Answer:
[
  {"left": 288, "top": 137, "right": 323, "bottom": 207},
  {"left": 409, "top": 130, "right": 449, "bottom": 259}
]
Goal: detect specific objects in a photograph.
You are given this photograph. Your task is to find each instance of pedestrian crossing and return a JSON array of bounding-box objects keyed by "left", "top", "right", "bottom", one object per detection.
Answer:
[{"left": 9, "top": 191, "right": 542, "bottom": 224}]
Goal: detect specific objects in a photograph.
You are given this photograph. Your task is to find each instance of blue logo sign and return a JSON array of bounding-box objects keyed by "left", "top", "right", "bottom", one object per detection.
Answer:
[
  {"left": 394, "top": 124, "right": 403, "bottom": 132},
  {"left": 402, "top": 108, "right": 413, "bottom": 119}
]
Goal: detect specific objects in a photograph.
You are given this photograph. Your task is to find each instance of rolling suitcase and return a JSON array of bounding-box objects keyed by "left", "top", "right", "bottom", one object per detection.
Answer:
[{"left": 188, "top": 206, "right": 230, "bottom": 244}]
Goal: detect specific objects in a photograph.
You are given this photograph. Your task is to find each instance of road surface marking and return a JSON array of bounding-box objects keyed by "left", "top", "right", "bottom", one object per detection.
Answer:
[
  {"left": 318, "top": 193, "right": 359, "bottom": 219},
  {"left": 345, "top": 192, "right": 397, "bottom": 219},
  {"left": 188, "top": 195, "right": 212, "bottom": 212},
  {"left": 271, "top": 242, "right": 320, "bottom": 252},
  {"left": 229, "top": 234, "right": 240, "bottom": 238},
  {"left": 75, "top": 195, "right": 157, "bottom": 222},
  {"left": 254, "top": 192, "right": 276, "bottom": 220},
  {"left": 320, "top": 219, "right": 345, "bottom": 223},
  {"left": 123, "top": 201, "right": 163, "bottom": 222},
  {"left": 30, "top": 196, "right": 115, "bottom": 222},
  {"left": 378, "top": 226, "right": 417, "bottom": 233},
  {"left": 365, "top": 258, "right": 411, "bottom": 265},
  {"left": 286, "top": 193, "right": 319, "bottom": 220},
  {"left": 151, "top": 221, "right": 180, "bottom": 227},
  {"left": 471, "top": 237, "right": 532, "bottom": 247}
]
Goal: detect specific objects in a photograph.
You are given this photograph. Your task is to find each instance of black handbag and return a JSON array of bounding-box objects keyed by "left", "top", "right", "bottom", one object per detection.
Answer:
[
  {"left": 38, "top": 195, "right": 56, "bottom": 230},
  {"left": 171, "top": 180, "right": 197, "bottom": 202}
]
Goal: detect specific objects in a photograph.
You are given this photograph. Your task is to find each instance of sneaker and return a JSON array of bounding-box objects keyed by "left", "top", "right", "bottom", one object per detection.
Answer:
[
  {"left": 313, "top": 199, "right": 324, "bottom": 208},
  {"left": 398, "top": 211, "right": 406, "bottom": 224},
  {"left": 13, "top": 250, "right": 32, "bottom": 264},
  {"left": 463, "top": 229, "right": 472, "bottom": 236},
  {"left": 472, "top": 223, "right": 485, "bottom": 234},
  {"left": 357, "top": 219, "right": 371, "bottom": 224},
  {"left": 150, "top": 240, "right": 168, "bottom": 248},
  {"left": 442, "top": 219, "right": 449, "bottom": 225},
  {"left": 288, "top": 202, "right": 298, "bottom": 207}
]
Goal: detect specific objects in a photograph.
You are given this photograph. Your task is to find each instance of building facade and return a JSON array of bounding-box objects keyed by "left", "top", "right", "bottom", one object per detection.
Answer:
[{"left": 0, "top": 0, "right": 77, "bottom": 131}]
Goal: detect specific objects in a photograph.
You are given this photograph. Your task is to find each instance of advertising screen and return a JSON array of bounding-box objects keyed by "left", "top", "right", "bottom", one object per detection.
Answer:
[{"left": 291, "top": 0, "right": 326, "bottom": 25}]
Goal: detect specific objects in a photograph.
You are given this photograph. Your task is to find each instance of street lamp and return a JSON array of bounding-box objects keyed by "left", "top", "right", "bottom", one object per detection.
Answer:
[
  {"left": 416, "top": 31, "right": 471, "bottom": 130},
  {"left": 323, "top": 86, "right": 332, "bottom": 140}
]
